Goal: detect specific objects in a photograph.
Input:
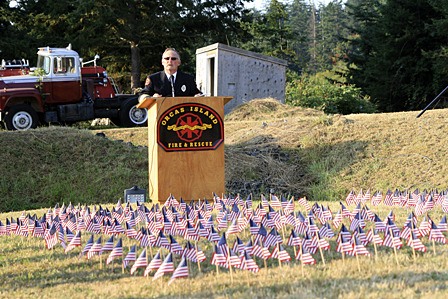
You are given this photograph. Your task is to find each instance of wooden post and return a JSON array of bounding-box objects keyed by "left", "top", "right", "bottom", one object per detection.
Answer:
[
  {"left": 409, "top": 222, "right": 416, "bottom": 261},
  {"left": 355, "top": 251, "right": 361, "bottom": 272},
  {"left": 226, "top": 246, "right": 234, "bottom": 284},
  {"left": 390, "top": 228, "right": 399, "bottom": 266},
  {"left": 371, "top": 228, "right": 378, "bottom": 262},
  {"left": 299, "top": 244, "right": 304, "bottom": 277},
  {"left": 276, "top": 243, "right": 282, "bottom": 268},
  {"left": 315, "top": 232, "right": 326, "bottom": 266},
  {"left": 195, "top": 241, "right": 202, "bottom": 273}
]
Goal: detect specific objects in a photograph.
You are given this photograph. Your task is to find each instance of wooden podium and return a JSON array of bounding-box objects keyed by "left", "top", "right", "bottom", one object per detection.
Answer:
[{"left": 137, "top": 96, "right": 232, "bottom": 204}]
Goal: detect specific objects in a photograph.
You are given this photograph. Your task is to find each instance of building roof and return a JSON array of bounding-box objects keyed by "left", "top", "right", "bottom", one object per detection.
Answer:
[{"left": 196, "top": 43, "right": 288, "bottom": 66}]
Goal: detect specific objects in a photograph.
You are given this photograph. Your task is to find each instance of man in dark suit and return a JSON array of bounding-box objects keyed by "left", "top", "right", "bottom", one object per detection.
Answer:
[{"left": 142, "top": 48, "right": 202, "bottom": 97}]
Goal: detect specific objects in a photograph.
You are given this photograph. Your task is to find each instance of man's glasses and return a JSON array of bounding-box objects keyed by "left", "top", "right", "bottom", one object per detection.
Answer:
[{"left": 164, "top": 57, "right": 178, "bottom": 61}]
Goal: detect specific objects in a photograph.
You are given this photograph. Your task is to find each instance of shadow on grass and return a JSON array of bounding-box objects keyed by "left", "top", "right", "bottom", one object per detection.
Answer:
[{"left": 225, "top": 134, "right": 369, "bottom": 199}]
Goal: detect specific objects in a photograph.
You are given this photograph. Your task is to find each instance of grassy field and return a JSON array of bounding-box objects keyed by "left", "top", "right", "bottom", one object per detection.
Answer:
[
  {"left": 1, "top": 202, "right": 448, "bottom": 299},
  {"left": 2, "top": 99, "right": 448, "bottom": 298},
  {"left": 2, "top": 99, "right": 448, "bottom": 211}
]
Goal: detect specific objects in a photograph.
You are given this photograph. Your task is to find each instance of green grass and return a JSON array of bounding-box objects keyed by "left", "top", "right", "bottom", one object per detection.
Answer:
[{"left": 0, "top": 126, "right": 148, "bottom": 212}]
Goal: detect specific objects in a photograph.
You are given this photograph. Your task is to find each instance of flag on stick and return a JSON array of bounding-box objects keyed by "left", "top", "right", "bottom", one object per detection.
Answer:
[
  {"left": 131, "top": 249, "right": 148, "bottom": 275},
  {"left": 168, "top": 256, "right": 189, "bottom": 285},
  {"left": 153, "top": 253, "right": 175, "bottom": 280},
  {"left": 106, "top": 238, "right": 123, "bottom": 265}
]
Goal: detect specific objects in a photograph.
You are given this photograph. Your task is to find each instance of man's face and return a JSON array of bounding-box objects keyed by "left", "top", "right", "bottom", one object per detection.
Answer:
[{"left": 162, "top": 50, "right": 181, "bottom": 74}]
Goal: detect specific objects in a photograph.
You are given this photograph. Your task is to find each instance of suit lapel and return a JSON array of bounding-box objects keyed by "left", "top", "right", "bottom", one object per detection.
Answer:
[{"left": 160, "top": 72, "right": 171, "bottom": 96}]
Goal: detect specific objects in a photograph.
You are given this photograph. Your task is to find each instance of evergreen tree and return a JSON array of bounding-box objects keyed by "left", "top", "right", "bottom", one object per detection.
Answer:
[
  {"left": 4, "top": 0, "right": 250, "bottom": 91},
  {"left": 0, "top": 1, "right": 22, "bottom": 59},
  {"left": 314, "top": 1, "right": 349, "bottom": 72},
  {"left": 347, "top": 0, "right": 447, "bottom": 112},
  {"left": 287, "top": 0, "right": 312, "bottom": 73},
  {"left": 240, "top": 0, "right": 295, "bottom": 63}
]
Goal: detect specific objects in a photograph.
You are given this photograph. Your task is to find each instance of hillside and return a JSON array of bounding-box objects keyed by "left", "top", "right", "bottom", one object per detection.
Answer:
[{"left": 1, "top": 98, "right": 447, "bottom": 211}]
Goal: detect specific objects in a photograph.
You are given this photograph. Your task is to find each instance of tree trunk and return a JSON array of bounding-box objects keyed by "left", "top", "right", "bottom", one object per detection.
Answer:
[{"left": 130, "top": 41, "right": 141, "bottom": 90}]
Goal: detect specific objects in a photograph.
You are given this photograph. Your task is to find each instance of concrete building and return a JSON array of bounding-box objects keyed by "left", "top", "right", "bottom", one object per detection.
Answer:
[{"left": 195, "top": 43, "right": 288, "bottom": 114}]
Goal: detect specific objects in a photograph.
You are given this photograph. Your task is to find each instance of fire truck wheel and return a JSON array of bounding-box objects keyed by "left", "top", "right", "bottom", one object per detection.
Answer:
[
  {"left": 4, "top": 104, "right": 39, "bottom": 131},
  {"left": 119, "top": 98, "right": 148, "bottom": 127}
]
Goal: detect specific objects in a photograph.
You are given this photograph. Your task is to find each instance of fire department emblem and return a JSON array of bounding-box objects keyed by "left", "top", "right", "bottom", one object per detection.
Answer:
[{"left": 157, "top": 103, "right": 224, "bottom": 152}]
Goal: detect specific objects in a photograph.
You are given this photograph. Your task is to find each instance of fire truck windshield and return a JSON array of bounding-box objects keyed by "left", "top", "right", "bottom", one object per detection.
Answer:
[{"left": 36, "top": 55, "right": 51, "bottom": 75}]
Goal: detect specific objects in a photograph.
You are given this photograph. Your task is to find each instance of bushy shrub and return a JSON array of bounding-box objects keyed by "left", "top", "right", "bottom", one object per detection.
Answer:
[{"left": 286, "top": 73, "right": 376, "bottom": 114}]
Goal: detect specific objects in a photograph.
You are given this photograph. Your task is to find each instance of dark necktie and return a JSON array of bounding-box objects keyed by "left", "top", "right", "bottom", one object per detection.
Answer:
[{"left": 170, "top": 76, "right": 175, "bottom": 97}]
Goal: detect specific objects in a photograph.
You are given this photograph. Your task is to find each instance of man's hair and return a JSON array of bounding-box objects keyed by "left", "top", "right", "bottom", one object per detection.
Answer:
[{"left": 163, "top": 48, "right": 180, "bottom": 58}]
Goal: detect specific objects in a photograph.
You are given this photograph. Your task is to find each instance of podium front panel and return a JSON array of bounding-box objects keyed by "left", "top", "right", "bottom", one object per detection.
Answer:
[{"left": 144, "top": 96, "right": 231, "bottom": 203}]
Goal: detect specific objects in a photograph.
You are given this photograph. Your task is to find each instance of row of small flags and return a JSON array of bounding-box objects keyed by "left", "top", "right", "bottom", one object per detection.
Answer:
[
  {"left": 345, "top": 188, "right": 448, "bottom": 215},
  {"left": 1, "top": 190, "right": 448, "bottom": 283}
]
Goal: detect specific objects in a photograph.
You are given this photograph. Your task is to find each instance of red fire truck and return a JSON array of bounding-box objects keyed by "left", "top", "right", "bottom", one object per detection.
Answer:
[
  {"left": 0, "top": 45, "right": 147, "bottom": 130},
  {"left": 0, "top": 59, "right": 30, "bottom": 77}
]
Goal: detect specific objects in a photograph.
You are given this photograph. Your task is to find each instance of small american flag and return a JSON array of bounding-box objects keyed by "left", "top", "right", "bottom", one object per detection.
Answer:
[
  {"left": 168, "top": 256, "right": 189, "bottom": 285},
  {"left": 169, "top": 235, "right": 184, "bottom": 255},
  {"left": 251, "top": 243, "right": 271, "bottom": 260},
  {"left": 332, "top": 211, "right": 343, "bottom": 228},
  {"left": 295, "top": 245, "right": 316, "bottom": 265},
  {"left": 371, "top": 191, "right": 383, "bottom": 206},
  {"left": 270, "top": 244, "right": 291, "bottom": 263},
  {"left": 287, "top": 229, "right": 302, "bottom": 246},
  {"left": 297, "top": 197, "right": 311, "bottom": 211},
  {"left": 57, "top": 226, "right": 66, "bottom": 249},
  {"left": 428, "top": 222, "right": 446, "bottom": 244},
  {"left": 407, "top": 231, "right": 426, "bottom": 252},
  {"left": 383, "top": 189, "right": 393, "bottom": 206},
  {"left": 319, "top": 222, "right": 335, "bottom": 239},
  {"left": 316, "top": 233, "right": 331, "bottom": 250},
  {"left": 207, "top": 225, "right": 220, "bottom": 243},
  {"left": 0, "top": 220, "right": 8, "bottom": 236},
  {"left": 240, "top": 250, "right": 259, "bottom": 273},
  {"left": 264, "top": 227, "right": 282, "bottom": 247},
  {"left": 232, "top": 236, "right": 245, "bottom": 255},
  {"left": 418, "top": 216, "right": 432, "bottom": 237},
  {"left": 155, "top": 231, "right": 171, "bottom": 249},
  {"left": 211, "top": 244, "right": 227, "bottom": 267},
  {"left": 125, "top": 222, "right": 138, "bottom": 239},
  {"left": 44, "top": 223, "right": 58, "bottom": 250},
  {"left": 352, "top": 235, "right": 370, "bottom": 256},
  {"left": 153, "top": 253, "right": 174, "bottom": 280},
  {"left": 366, "top": 229, "right": 383, "bottom": 245},
  {"left": 227, "top": 249, "right": 242, "bottom": 268},
  {"left": 87, "top": 236, "right": 102, "bottom": 259},
  {"left": 306, "top": 216, "right": 319, "bottom": 234},
  {"left": 144, "top": 250, "right": 162, "bottom": 276},
  {"left": 226, "top": 218, "right": 241, "bottom": 236},
  {"left": 336, "top": 234, "right": 353, "bottom": 255},
  {"left": 345, "top": 190, "right": 356, "bottom": 206},
  {"left": 270, "top": 194, "right": 282, "bottom": 210},
  {"left": 382, "top": 230, "right": 402, "bottom": 249},
  {"left": 106, "top": 238, "right": 123, "bottom": 264},
  {"left": 101, "top": 235, "right": 115, "bottom": 254},
  {"left": 302, "top": 232, "right": 318, "bottom": 254},
  {"left": 438, "top": 215, "right": 447, "bottom": 232},
  {"left": 64, "top": 231, "right": 81, "bottom": 253},
  {"left": 249, "top": 219, "right": 260, "bottom": 235},
  {"left": 81, "top": 234, "right": 94, "bottom": 256},
  {"left": 130, "top": 249, "right": 148, "bottom": 275}
]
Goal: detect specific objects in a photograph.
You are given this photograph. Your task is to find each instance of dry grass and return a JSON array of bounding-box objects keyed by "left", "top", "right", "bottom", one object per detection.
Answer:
[
  {"left": 3, "top": 98, "right": 448, "bottom": 298},
  {"left": 95, "top": 98, "right": 448, "bottom": 201},
  {"left": 2, "top": 98, "right": 447, "bottom": 209},
  {"left": 1, "top": 203, "right": 448, "bottom": 298}
]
